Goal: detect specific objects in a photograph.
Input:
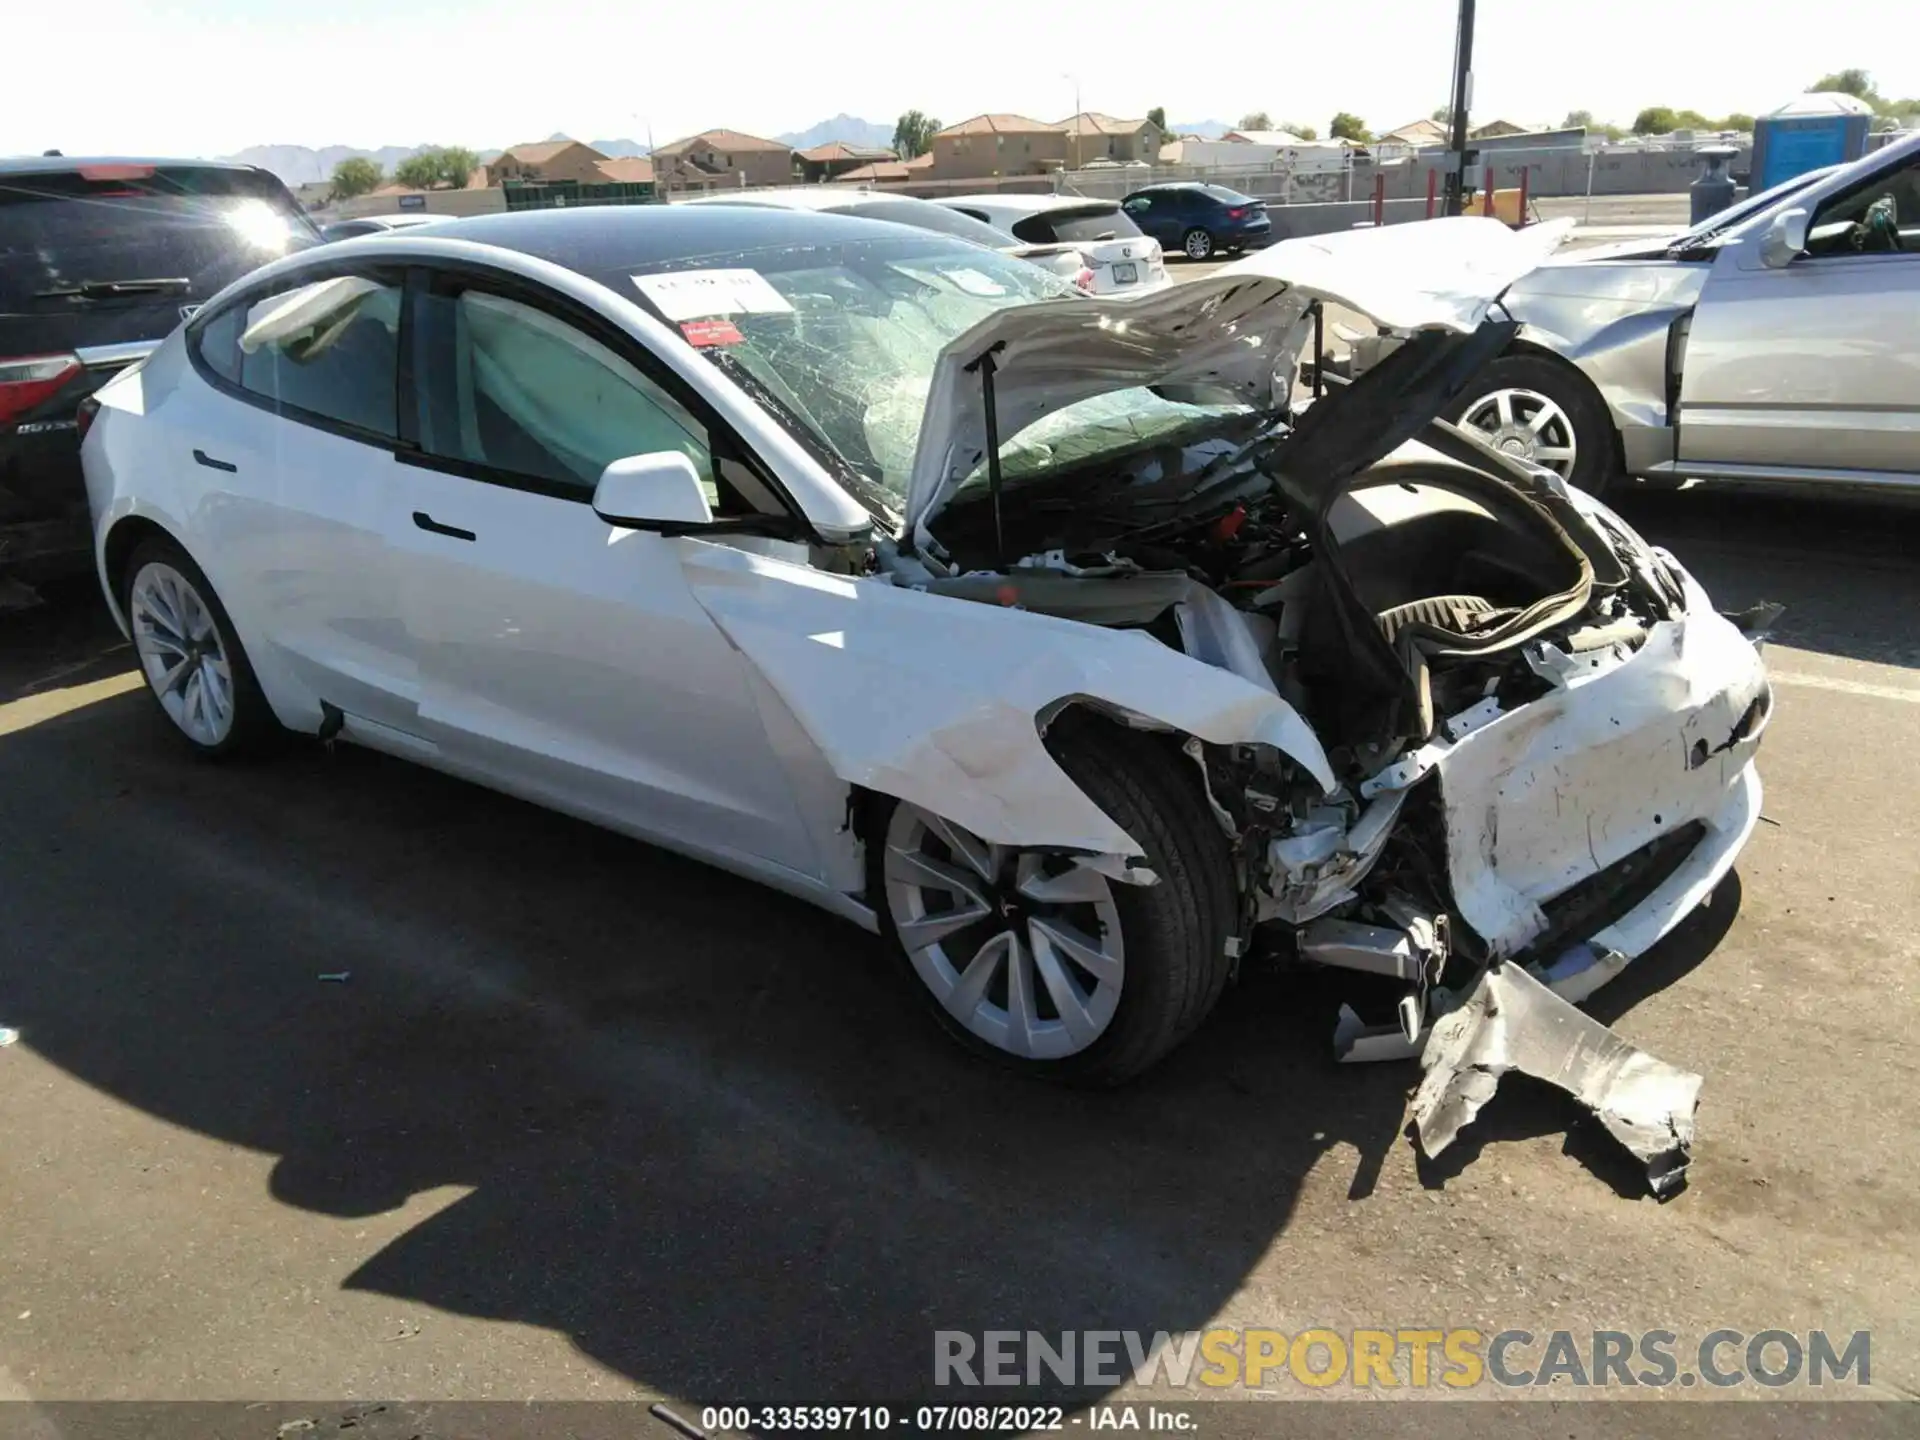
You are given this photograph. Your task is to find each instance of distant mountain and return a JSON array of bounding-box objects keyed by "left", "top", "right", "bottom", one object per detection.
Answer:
[
  {"left": 1171, "top": 120, "right": 1232, "bottom": 139},
  {"left": 776, "top": 115, "right": 896, "bottom": 151},
  {"left": 218, "top": 143, "right": 439, "bottom": 186},
  {"left": 585, "top": 138, "right": 650, "bottom": 157}
]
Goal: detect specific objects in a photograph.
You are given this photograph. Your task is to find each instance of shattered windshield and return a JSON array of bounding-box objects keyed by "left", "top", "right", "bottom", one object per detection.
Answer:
[{"left": 625, "top": 236, "right": 1107, "bottom": 519}]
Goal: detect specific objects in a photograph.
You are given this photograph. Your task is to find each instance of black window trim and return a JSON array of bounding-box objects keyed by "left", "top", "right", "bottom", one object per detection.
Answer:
[
  {"left": 184, "top": 257, "right": 410, "bottom": 453},
  {"left": 393, "top": 258, "right": 814, "bottom": 532},
  {"left": 184, "top": 253, "right": 819, "bottom": 537}
]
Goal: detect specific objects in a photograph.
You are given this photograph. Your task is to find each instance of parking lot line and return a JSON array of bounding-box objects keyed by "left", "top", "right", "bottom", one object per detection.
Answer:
[{"left": 1768, "top": 670, "right": 1920, "bottom": 704}]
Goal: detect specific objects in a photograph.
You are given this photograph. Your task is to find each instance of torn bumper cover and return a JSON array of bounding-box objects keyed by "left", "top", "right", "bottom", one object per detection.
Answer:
[{"left": 1412, "top": 962, "right": 1703, "bottom": 1198}]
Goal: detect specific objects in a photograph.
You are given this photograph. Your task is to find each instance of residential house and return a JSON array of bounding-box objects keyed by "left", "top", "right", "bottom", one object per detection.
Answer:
[
  {"left": 1057, "top": 112, "right": 1163, "bottom": 167},
  {"left": 833, "top": 152, "right": 934, "bottom": 184},
  {"left": 796, "top": 141, "right": 897, "bottom": 183},
  {"left": 1379, "top": 117, "right": 1450, "bottom": 148},
  {"left": 929, "top": 114, "right": 1068, "bottom": 179},
  {"left": 592, "top": 156, "right": 655, "bottom": 186},
  {"left": 651, "top": 129, "right": 795, "bottom": 192},
  {"left": 1470, "top": 119, "right": 1529, "bottom": 140},
  {"left": 1222, "top": 129, "right": 1305, "bottom": 146},
  {"left": 490, "top": 140, "right": 611, "bottom": 184}
]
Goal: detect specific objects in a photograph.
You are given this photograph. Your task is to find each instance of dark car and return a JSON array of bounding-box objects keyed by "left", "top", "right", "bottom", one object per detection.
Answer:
[
  {"left": 1120, "top": 182, "right": 1272, "bottom": 261},
  {"left": 0, "top": 156, "right": 317, "bottom": 605}
]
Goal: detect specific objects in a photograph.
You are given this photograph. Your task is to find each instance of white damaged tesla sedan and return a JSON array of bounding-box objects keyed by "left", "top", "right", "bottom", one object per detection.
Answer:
[{"left": 80, "top": 207, "right": 1773, "bottom": 1186}]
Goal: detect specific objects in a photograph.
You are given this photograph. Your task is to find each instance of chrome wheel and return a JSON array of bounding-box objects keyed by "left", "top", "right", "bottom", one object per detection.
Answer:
[
  {"left": 1459, "top": 387, "right": 1578, "bottom": 478},
  {"left": 1183, "top": 229, "right": 1214, "bottom": 260},
  {"left": 884, "top": 805, "right": 1125, "bottom": 1060},
  {"left": 129, "top": 561, "right": 235, "bottom": 747}
]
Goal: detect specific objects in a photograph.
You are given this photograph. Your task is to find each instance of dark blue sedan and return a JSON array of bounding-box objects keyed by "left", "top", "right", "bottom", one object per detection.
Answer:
[{"left": 1120, "top": 183, "right": 1273, "bottom": 261}]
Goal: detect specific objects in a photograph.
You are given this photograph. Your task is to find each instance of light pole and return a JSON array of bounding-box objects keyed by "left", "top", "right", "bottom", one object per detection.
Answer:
[
  {"left": 1063, "top": 72, "right": 1082, "bottom": 168},
  {"left": 1442, "top": 0, "right": 1476, "bottom": 215}
]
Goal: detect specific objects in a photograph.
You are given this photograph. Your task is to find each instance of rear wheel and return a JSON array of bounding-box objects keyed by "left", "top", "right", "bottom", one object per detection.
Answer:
[
  {"left": 1453, "top": 353, "right": 1618, "bottom": 497},
  {"left": 874, "top": 718, "right": 1238, "bottom": 1085},
  {"left": 122, "top": 537, "right": 277, "bottom": 756},
  {"left": 1181, "top": 227, "right": 1215, "bottom": 261}
]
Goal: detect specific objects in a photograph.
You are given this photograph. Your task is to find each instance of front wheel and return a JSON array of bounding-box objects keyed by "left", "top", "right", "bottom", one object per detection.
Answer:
[
  {"left": 1181, "top": 227, "right": 1215, "bottom": 261},
  {"left": 874, "top": 718, "right": 1239, "bottom": 1085},
  {"left": 1453, "top": 353, "right": 1618, "bottom": 497},
  {"left": 122, "top": 537, "right": 278, "bottom": 756}
]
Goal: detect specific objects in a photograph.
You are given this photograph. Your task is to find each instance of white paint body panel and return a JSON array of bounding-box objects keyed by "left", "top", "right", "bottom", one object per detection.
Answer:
[
  {"left": 677, "top": 543, "right": 1333, "bottom": 858},
  {"left": 80, "top": 218, "right": 1760, "bottom": 984},
  {"left": 391, "top": 471, "right": 830, "bottom": 878}
]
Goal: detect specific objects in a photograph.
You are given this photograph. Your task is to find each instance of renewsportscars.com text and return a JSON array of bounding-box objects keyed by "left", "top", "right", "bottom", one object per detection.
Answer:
[{"left": 934, "top": 1327, "right": 1872, "bottom": 1390}]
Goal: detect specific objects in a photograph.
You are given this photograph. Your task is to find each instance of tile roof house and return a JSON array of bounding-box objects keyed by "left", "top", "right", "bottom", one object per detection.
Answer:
[
  {"left": 490, "top": 139, "right": 611, "bottom": 184},
  {"left": 652, "top": 129, "right": 795, "bottom": 192},
  {"left": 1222, "top": 129, "right": 1306, "bottom": 147},
  {"left": 1379, "top": 117, "right": 1450, "bottom": 148},
  {"left": 832, "top": 152, "right": 934, "bottom": 184},
  {"left": 592, "top": 156, "right": 655, "bottom": 186},
  {"left": 1057, "top": 112, "right": 1163, "bottom": 166},
  {"left": 930, "top": 113, "right": 1069, "bottom": 178},
  {"left": 796, "top": 141, "right": 898, "bottom": 182}
]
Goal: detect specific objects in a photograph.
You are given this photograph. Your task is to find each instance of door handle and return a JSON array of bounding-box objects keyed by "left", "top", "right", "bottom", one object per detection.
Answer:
[
  {"left": 413, "top": 510, "right": 476, "bottom": 541},
  {"left": 192, "top": 448, "right": 238, "bottom": 473}
]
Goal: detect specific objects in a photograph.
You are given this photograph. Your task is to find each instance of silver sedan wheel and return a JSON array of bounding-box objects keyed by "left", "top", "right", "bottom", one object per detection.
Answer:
[
  {"left": 129, "top": 561, "right": 236, "bottom": 747},
  {"left": 884, "top": 805, "right": 1125, "bottom": 1060},
  {"left": 1459, "top": 387, "right": 1578, "bottom": 477},
  {"left": 1183, "top": 229, "right": 1213, "bottom": 260}
]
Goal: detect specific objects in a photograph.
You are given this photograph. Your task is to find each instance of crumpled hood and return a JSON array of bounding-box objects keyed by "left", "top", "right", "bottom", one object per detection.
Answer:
[{"left": 905, "top": 216, "right": 1573, "bottom": 548}]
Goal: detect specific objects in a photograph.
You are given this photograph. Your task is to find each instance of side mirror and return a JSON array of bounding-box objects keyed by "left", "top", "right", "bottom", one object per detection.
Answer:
[
  {"left": 1760, "top": 206, "right": 1810, "bottom": 269},
  {"left": 592, "top": 452, "right": 712, "bottom": 530}
]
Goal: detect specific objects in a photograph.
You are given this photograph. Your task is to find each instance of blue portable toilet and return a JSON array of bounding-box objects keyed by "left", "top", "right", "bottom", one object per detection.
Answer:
[{"left": 1751, "top": 92, "right": 1873, "bottom": 190}]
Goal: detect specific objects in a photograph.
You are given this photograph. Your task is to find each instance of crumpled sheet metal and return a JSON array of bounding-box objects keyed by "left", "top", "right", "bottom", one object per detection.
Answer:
[
  {"left": 1411, "top": 962, "right": 1703, "bottom": 1198},
  {"left": 678, "top": 543, "right": 1335, "bottom": 858}
]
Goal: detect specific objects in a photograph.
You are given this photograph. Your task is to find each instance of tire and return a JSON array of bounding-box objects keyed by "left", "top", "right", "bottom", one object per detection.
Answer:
[
  {"left": 1181, "top": 227, "right": 1215, "bottom": 261},
  {"left": 873, "top": 713, "right": 1239, "bottom": 1086},
  {"left": 121, "top": 536, "right": 278, "bottom": 757},
  {"left": 1452, "top": 352, "right": 1619, "bottom": 497}
]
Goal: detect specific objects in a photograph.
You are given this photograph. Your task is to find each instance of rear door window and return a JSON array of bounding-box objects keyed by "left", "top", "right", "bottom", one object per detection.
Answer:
[
  {"left": 229, "top": 271, "right": 404, "bottom": 439},
  {"left": 1011, "top": 206, "right": 1144, "bottom": 244}
]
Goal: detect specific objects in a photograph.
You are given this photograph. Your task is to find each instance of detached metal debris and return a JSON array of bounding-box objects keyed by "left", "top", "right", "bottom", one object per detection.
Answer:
[{"left": 1411, "top": 963, "right": 1703, "bottom": 1198}]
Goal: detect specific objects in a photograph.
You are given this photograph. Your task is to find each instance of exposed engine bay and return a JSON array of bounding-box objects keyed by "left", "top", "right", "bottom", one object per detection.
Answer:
[{"left": 859, "top": 326, "right": 1771, "bottom": 1196}]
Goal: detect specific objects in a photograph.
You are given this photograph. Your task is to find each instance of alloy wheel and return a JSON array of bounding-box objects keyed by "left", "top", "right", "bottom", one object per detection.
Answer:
[
  {"left": 1183, "top": 229, "right": 1214, "bottom": 260},
  {"left": 1459, "top": 387, "right": 1578, "bottom": 478},
  {"left": 884, "top": 805, "right": 1125, "bottom": 1060},
  {"left": 129, "top": 561, "right": 236, "bottom": 747}
]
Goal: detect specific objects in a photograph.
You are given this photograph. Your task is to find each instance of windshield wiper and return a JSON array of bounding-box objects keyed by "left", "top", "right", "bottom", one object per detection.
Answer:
[{"left": 34, "top": 276, "right": 191, "bottom": 300}]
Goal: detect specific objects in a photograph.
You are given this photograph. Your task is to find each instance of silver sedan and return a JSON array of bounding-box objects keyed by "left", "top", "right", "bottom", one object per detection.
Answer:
[{"left": 1448, "top": 132, "right": 1920, "bottom": 497}]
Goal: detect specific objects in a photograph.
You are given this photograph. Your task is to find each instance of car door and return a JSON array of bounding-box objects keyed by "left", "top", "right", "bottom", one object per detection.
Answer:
[
  {"left": 1122, "top": 194, "right": 1164, "bottom": 246},
  {"left": 186, "top": 265, "right": 421, "bottom": 736},
  {"left": 1678, "top": 146, "right": 1920, "bottom": 479},
  {"left": 389, "top": 264, "right": 829, "bottom": 877}
]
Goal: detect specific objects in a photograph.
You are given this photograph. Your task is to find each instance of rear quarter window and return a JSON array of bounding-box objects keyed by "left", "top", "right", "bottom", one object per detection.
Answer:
[{"left": 192, "top": 305, "right": 245, "bottom": 385}]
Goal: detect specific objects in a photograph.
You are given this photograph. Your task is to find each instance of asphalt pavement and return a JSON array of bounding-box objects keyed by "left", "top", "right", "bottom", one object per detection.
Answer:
[{"left": 2, "top": 465, "right": 1917, "bottom": 1424}]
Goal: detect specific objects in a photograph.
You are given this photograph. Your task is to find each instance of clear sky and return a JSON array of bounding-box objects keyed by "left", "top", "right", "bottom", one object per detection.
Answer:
[{"left": 8, "top": 0, "right": 1914, "bottom": 157}]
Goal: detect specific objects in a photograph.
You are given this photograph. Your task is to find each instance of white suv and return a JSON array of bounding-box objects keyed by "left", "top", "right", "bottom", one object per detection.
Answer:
[{"left": 935, "top": 195, "right": 1169, "bottom": 297}]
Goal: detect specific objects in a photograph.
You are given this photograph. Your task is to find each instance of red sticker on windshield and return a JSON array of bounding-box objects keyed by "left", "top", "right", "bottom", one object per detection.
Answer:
[{"left": 680, "top": 319, "right": 744, "bottom": 347}]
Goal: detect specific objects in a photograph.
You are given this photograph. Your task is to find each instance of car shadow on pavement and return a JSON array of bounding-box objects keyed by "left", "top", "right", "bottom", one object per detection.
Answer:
[
  {"left": 1, "top": 683, "right": 1421, "bottom": 1406},
  {"left": 1613, "top": 486, "right": 1920, "bottom": 671}
]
